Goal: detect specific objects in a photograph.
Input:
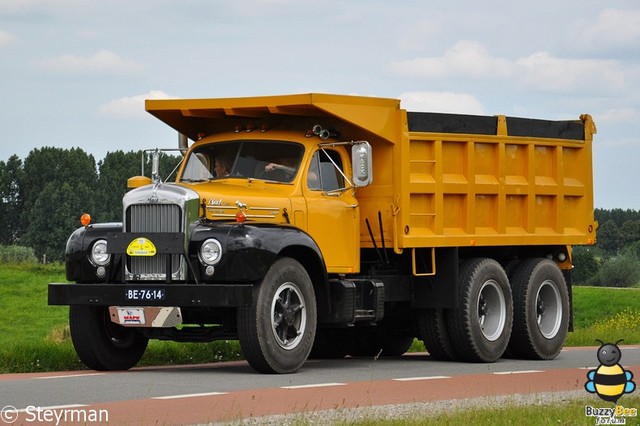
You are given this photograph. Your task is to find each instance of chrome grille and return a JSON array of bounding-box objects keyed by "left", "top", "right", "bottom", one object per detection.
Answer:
[{"left": 127, "top": 204, "right": 182, "bottom": 280}]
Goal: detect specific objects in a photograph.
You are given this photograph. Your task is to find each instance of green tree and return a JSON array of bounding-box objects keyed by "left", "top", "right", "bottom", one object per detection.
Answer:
[
  {"left": 95, "top": 151, "right": 143, "bottom": 223},
  {"left": 0, "top": 155, "right": 24, "bottom": 244},
  {"left": 589, "top": 251, "right": 640, "bottom": 288},
  {"left": 620, "top": 220, "right": 640, "bottom": 247},
  {"left": 23, "top": 182, "right": 95, "bottom": 262},
  {"left": 572, "top": 247, "right": 599, "bottom": 285},
  {"left": 20, "top": 148, "right": 98, "bottom": 262},
  {"left": 595, "top": 219, "right": 623, "bottom": 253}
]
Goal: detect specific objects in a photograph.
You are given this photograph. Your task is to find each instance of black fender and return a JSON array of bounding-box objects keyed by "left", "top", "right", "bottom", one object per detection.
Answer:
[
  {"left": 189, "top": 222, "right": 327, "bottom": 284},
  {"left": 65, "top": 223, "right": 123, "bottom": 283}
]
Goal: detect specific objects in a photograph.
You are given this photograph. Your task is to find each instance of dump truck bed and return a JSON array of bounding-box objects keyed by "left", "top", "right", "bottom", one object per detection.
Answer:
[{"left": 384, "top": 111, "right": 596, "bottom": 250}]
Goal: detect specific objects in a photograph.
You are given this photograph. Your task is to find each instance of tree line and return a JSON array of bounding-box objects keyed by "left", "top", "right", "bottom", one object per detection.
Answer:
[
  {"left": 0, "top": 147, "right": 638, "bottom": 287},
  {"left": 572, "top": 208, "right": 640, "bottom": 287},
  {"left": 0, "top": 147, "right": 180, "bottom": 263}
]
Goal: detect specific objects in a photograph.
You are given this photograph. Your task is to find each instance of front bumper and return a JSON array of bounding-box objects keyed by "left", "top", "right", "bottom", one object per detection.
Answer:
[{"left": 48, "top": 283, "right": 253, "bottom": 307}]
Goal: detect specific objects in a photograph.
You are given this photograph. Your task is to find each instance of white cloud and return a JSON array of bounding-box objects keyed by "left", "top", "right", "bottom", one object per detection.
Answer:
[
  {"left": 0, "top": 29, "right": 15, "bottom": 45},
  {"left": 597, "top": 108, "right": 640, "bottom": 125},
  {"left": 399, "top": 91, "right": 486, "bottom": 115},
  {"left": 99, "top": 91, "right": 176, "bottom": 119},
  {"left": 390, "top": 40, "right": 513, "bottom": 79},
  {"left": 579, "top": 9, "right": 640, "bottom": 50},
  {"left": 390, "top": 41, "right": 626, "bottom": 94},
  {"left": 515, "top": 51, "right": 625, "bottom": 92},
  {"left": 40, "top": 50, "right": 143, "bottom": 75}
]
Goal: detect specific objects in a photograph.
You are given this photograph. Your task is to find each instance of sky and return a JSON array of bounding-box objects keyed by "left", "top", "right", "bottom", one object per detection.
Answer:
[{"left": 1, "top": 0, "right": 639, "bottom": 209}]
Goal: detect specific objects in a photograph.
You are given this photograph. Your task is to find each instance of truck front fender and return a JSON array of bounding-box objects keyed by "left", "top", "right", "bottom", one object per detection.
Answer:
[
  {"left": 190, "top": 223, "right": 326, "bottom": 283},
  {"left": 65, "top": 223, "right": 123, "bottom": 283}
]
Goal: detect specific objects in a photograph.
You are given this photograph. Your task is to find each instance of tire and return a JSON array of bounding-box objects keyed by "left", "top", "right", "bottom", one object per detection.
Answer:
[
  {"left": 69, "top": 305, "right": 148, "bottom": 371},
  {"left": 237, "top": 257, "right": 317, "bottom": 374},
  {"left": 418, "top": 309, "right": 457, "bottom": 361},
  {"left": 508, "top": 258, "right": 569, "bottom": 360},
  {"left": 447, "top": 258, "right": 513, "bottom": 362}
]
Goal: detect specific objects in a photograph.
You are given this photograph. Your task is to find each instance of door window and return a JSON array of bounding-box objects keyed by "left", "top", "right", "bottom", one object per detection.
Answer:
[{"left": 307, "top": 150, "right": 345, "bottom": 191}]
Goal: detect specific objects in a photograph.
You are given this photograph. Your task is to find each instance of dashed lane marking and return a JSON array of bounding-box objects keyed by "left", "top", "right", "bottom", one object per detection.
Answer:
[
  {"left": 152, "top": 392, "right": 228, "bottom": 400},
  {"left": 492, "top": 370, "right": 544, "bottom": 375},
  {"left": 281, "top": 383, "right": 347, "bottom": 389},
  {"left": 393, "top": 376, "right": 452, "bottom": 381},
  {"left": 33, "top": 373, "right": 107, "bottom": 380}
]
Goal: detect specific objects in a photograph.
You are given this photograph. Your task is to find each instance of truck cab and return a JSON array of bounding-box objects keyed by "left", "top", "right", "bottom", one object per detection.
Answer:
[{"left": 176, "top": 129, "right": 361, "bottom": 273}]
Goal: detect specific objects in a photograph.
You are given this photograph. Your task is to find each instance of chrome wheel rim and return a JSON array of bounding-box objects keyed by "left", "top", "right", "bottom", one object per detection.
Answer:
[
  {"left": 477, "top": 279, "right": 507, "bottom": 342},
  {"left": 271, "top": 282, "right": 307, "bottom": 350},
  {"left": 536, "top": 280, "right": 562, "bottom": 339}
]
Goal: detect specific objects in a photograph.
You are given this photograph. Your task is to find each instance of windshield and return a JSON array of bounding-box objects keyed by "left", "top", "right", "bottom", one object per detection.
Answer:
[{"left": 180, "top": 141, "right": 304, "bottom": 183}]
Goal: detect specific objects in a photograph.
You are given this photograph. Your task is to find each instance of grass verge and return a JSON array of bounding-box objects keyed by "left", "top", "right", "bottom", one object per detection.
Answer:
[{"left": 343, "top": 395, "right": 640, "bottom": 426}]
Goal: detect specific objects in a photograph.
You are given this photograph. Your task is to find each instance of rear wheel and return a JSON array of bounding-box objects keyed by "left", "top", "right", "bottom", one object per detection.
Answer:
[
  {"left": 237, "top": 257, "right": 317, "bottom": 373},
  {"left": 508, "top": 258, "right": 569, "bottom": 360},
  {"left": 447, "top": 258, "right": 513, "bottom": 362},
  {"left": 69, "top": 305, "right": 148, "bottom": 371},
  {"left": 419, "top": 309, "right": 457, "bottom": 361}
]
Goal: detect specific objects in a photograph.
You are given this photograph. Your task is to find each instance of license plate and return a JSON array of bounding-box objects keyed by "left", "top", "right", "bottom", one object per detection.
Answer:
[{"left": 125, "top": 288, "right": 165, "bottom": 301}]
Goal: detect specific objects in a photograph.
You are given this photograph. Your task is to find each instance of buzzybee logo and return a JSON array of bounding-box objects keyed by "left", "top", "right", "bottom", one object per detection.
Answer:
[
  {"left": 584, "top": 340, "right": 637, "bottom": 425},
  {"left": 585, "top": 340, "right": 635, "bottom": 403}
]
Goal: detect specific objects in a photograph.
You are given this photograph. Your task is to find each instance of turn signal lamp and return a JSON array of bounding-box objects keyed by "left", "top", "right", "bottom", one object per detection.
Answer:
[
  {"left": 80, "top": 213, "right": 91, "bottom": 227},
  {"left": 235, "top": 210, "right": 246, "bottom": 223}
]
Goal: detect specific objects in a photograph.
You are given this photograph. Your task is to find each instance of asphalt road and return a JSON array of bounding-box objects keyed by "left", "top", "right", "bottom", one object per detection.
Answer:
[{"left": 1, "top": 346, "right": 639, "bottom": 424}]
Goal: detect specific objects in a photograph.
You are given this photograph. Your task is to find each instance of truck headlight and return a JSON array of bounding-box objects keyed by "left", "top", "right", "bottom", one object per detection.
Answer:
[
  {"left": 90, "top": 239, "right": 111, "bottom": 266},
  {"left": 199, "top": 238, "right": 222, "bottom": 265}
]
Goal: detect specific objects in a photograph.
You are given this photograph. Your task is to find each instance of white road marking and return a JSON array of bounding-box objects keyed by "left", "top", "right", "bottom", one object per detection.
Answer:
[
  {"left": 152, "top": 392, "right": 228, "bottom": 400},
  {"left": 281, "top": 383, "right": 347, "bottom": 389},
  {"left": 393, "top": 376, "right": 451, "bottom": 381},
  {"left": 34, "top": 373, "right": 106, "bottom": 380},
  {"left": 492, "top": 370, "right": 543, "bottom": 375}
]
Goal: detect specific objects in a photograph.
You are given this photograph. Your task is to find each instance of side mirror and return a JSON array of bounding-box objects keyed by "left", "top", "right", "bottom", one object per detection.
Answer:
[{"left": 352, "top": 141, "right": 373, "bottom": 187}]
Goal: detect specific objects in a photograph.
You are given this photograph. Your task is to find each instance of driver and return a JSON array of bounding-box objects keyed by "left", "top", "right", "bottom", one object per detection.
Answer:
[{"left": 213, "top": 156, "right": 232, "bottom": 177}]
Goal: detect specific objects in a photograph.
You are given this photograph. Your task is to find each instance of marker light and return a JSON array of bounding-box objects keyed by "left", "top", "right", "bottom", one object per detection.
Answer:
[
  {"left": 80, "top": 213, "right": 91, "bottom": 226},
  {"left": 236, "top": 210, "right": 246, "bottom": 223}
]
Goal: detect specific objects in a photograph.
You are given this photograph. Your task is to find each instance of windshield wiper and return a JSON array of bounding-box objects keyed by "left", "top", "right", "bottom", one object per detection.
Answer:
[{"left": 180, "top": 178, "right": 208, "bottom": 183}]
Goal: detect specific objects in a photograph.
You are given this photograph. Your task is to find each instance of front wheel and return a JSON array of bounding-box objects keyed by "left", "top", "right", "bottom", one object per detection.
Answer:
[
  {"left": 237, "top": 257, "right": 317, "bottom": 374},
  {"left": 69, "top": 305, "right": 148, "bottom": 371}
]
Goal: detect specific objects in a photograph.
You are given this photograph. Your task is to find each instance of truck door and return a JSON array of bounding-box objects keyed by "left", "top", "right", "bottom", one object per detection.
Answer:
[{"left": 304, "top": 149, "right": 359, "bottom": 273}]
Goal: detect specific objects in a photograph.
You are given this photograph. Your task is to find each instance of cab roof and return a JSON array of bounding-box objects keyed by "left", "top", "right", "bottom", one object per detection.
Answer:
[{"left": 145, "top": 93, "right": 401, "bottom": 144}]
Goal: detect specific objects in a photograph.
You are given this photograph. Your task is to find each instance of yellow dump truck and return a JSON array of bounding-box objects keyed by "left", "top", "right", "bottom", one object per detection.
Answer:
[{"left": 48, "top": 93, "right": 597, "bottom": 373}]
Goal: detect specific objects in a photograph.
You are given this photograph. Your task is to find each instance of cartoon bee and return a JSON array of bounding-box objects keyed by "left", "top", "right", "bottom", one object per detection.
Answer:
[{"left": 585, "top": 339, "right": 636, "bottom": 403}]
